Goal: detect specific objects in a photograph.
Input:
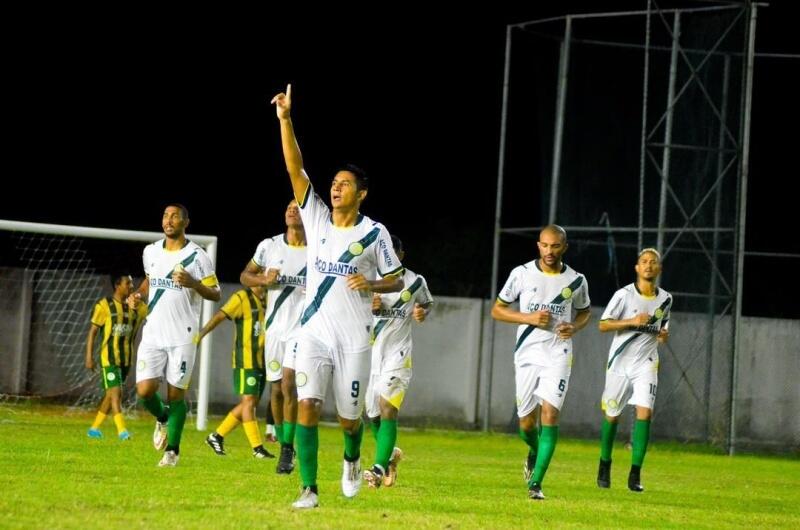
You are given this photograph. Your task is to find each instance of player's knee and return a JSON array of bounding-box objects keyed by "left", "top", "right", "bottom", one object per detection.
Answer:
[{"left": 519, "top": 415, "right": 536, "bottom": 431}]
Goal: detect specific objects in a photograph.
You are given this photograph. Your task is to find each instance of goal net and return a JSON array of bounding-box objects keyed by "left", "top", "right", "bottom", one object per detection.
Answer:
[{"left": 0, "top": 220, "right": 218, "bottom": 429}]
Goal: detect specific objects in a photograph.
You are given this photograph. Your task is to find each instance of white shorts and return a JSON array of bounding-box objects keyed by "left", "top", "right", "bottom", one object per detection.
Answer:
[
  {"left": 602, "top": 357, "right": 659, "bottom": 417},
  {"left": 294, "top": 334, "right": 370, "bottom": 420},
  {"left": 136, "top": 342, "right": 196, "bottom": 390},
  {"left": 265, "top": 333, "right": 298, "bottom": 382},
  {"left": 515, "top": 362, "right": 571, "bottom": 417},
  {"left": 366, "top": 344, "right": 413, "bottom": 418}
]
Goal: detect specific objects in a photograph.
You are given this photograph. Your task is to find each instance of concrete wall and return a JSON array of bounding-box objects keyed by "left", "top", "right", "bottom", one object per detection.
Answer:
[{"left": 1, "top": 274, "right": 797, "bottom": 450}]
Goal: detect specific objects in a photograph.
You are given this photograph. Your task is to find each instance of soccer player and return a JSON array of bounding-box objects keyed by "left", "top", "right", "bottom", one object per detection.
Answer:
[
  {"left": 596, "top": 248, "right": 671, "bottom": 492},
  {"left": 85, "top": 272, "right": 147, "bottom": 440},
  {"left": 271, "top": 84, "right": 404, "bottom": 509},
  {"left": 198, "top": 285, "right": 274, "bottom": 459},
  {"left": 240, "top": 199, "right": 307, "bottom": 474},
  {"left": 491, "top": 224, "right": 591, "bottom": 500},
  {"left": 363, "top": 236, "right": 433, "bottom": 489},
  {"left": 129, "top": 203, "right": 221, "bottom": 467}
]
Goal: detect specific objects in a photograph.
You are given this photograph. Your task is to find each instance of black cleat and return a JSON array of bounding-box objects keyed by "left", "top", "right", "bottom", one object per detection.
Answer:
[
  {"left": 528, "top": 483, "right": 545, "bottom": 500},
  {"left": 253, "top": 445, "right": 275, "bottom": 459},
  {"left": 597, "top": 459, "right": 611, "bottom": 488},
  {"left": 628, "top": 465, "right": 644, "bottom": 492},
  {"left": 523, "top": 452, "right": 537, "bottom": 483},
  {"left": 276, "top": 444, "right": 295, "bottom": 474},
  {"left": 205, "top": 433, "right": 226, "bottom": 456}
]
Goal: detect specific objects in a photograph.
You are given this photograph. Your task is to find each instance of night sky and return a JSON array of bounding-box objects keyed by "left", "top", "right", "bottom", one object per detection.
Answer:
[{"left": 3, "top": 2, "right": 798, "bottom": 317}]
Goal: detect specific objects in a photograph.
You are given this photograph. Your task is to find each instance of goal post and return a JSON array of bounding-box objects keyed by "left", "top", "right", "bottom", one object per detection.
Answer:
[{"left": 0, "top": 219, "right": 218, "bottom": 430}]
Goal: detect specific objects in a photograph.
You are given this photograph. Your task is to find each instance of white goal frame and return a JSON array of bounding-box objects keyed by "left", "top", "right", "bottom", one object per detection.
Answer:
[{"left": 0, "top": 219, "right": 218, "bottom": 430}]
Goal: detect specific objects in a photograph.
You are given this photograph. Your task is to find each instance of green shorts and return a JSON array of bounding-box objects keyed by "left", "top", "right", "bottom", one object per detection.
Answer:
[
  {"left": 233, "top": 368, "right": 266, "bottom": 397},
  {"left": 101, "top": 365, "right": 129, "bottom": 389}
]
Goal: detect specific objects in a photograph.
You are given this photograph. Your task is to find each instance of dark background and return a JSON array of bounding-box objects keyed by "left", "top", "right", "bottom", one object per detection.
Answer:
[{"left": 3, "top": 1, "right": 798, "bottom": 317}]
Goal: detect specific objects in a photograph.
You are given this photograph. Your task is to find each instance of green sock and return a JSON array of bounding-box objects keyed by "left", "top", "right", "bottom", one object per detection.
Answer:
[
  {"left": 283, "top": 421, "right": 296, "bottom": 446},
  {"left": 530, "top": 425, "right": 559, "bottom": 486},
  {"left": 375, "top": 419, "right": 397, "bottom": 470},
  {"left": 632, "top": 419, "right": 651, "bottom": 467},
  {"left": 296, "top": 424, "right": 319, "bottom": 488},
  {"left": 343, "top": 421, "right": 364, "bottom": 462},
  {"left": 166, "top": 399, "right": 187, "bottom": 449},
  {"left": 519, "top": 427, "right": 539, "bottom": 458},
  {"left": 274, "top": 423, "right": 284, "bottom": 445},
  {"left": 370, "top": 417, "right": 380, "bottom": 441},
  {"left": 600, "top": 418, "right": 618, "bottom": 462},
  {"left": 139, "top": 393, "right": 167, "bottom": 422}
]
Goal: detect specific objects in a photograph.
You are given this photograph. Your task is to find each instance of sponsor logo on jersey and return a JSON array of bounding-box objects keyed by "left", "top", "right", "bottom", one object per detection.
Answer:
[
  {"left": 277, "top": 274, "right": 306, "bottom": 287},
  {"left": 526, "top": 302, "right": 568, "bottom": 315},
  {"left": 377, "top": 308, "right": 408, "bottom": 319},
  {"left": 112, "top": 323, "right": 133, "bottom": 336},
  {"left": 150, "top": 277, "right": 182, "bottom": 291},
  {"left": 314, "top": 257, "right": 358, "bottom": 276}
]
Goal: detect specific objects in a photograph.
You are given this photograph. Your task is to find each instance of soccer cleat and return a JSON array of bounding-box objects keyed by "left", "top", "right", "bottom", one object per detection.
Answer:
[
  {"left": 597, "top": 459, "right": 611, "bottom": 488},
  {"left": 383, "top": 447, "right": 404, "bottom": 487},
  {"left": 153, "top": 420, "right": 168, "bottom": 451},
  {"left": 118, "top": 430, "right": 131, "bottom": 441},
  {"left": 87, "top": 428, "right": 102, "bottom": 439},
  {"left": 292, "top": 487, "right": 319, "bottom": 509},
  {"left": 158, "top": 450, "right": 179, "bottom": 467},
  {"left": 363, "top": 465, "right": 385, "bottom": 489},
  {"left": 523, "top": 451, "right": 536, "bottom": 483},
  {"left": 253, "top": 445, "right": 275, "bottom": 459},
  {"left": 628, "top": 466, "right": 644, "bottom": 492},
  {"left": 341, "top": 458, "right": 362, "bottom": 498},
  {"left": 528, "top": 483, "right": 546, "bottom": 500},
  {"left": 276, "top": 445, "right": 295, "bottom": 474},
  {"left": 205, "top": 433, "right": 226, "bottom": 456}
]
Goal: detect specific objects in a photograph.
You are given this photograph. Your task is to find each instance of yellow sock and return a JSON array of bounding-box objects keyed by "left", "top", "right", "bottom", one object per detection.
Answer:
[
  {"left": 113, "top": 413, "right": 127, "bottom": 435},
  {"left": 216, "top": 413, "right": 241, "bottom": 437},
  {"left": 91, "top": 412, "right": 107, "bottom": 429},
  {"left": 243, "top": 421, "right": 262, "bottom": 449}
]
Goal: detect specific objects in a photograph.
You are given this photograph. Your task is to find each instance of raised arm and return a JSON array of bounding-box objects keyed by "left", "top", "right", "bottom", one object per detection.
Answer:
[
  {"left": 172, "top": 268, "right": 221, "bottom": 302},
  {"left": 240, "top": 261, "right": 280, "bottom": 289},
  {"left": 271, "top": 84, "right": 311, "bottom": 203}
]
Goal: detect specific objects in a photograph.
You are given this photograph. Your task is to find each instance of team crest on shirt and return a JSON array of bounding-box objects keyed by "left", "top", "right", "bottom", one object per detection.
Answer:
[
  {"left": 348, "top": 242, "right": 364, "bottom": 256},
  {"left": 561, "top": 287, "right": 573, "bottom": 299},
  {"left": 400, "top": 290, "right": 412, "bottom": 303},
  {"left": 655, "top": 308, "right": 664, "bottom": 319}
]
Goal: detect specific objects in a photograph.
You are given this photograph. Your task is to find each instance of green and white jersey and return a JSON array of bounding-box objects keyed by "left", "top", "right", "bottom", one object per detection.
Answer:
[
  {"left": 371, "top": 268, "right": 433, "bottom": 356},
  {"left": 141, "top": 239, "right": 218, "bottom": 347},
  {"left": 497, "top": 259, "right": 590, "bottom": 363},
  {"left": 601, "top": 283, "right": 672, "bottom": 370},
  {"left": 252, "top": 233, "right": 307, "bottom": 341},
  {"left": 297, "top": 184, "right": 403, "bottom": 352}
]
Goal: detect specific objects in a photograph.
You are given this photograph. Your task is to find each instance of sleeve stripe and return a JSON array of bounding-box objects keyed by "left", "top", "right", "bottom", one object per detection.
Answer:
[
  {"left": 201, "top": 274, "right": 219, "bottom": 287},
  {"left": 496, "top": 295, "right": 513, "bottom": 305},
  {"left": 297, "top": 182, "right": 311, "bottom": 208},
  {"left": 380, "top": 265, "right": 404, "bottom": 278}
]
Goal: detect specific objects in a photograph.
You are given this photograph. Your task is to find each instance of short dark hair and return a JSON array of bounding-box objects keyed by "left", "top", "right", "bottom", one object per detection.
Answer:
[
  {"left": 166, "top": 203, "right": 189, "bottom": 220},
  {"left": 391, "top": 235, "right": 403, "bottom": 254},
  {"left": 337, "top": 163, "right": 369, "bottom": 192},
  {"left": 110, "top": 272, "right": 130, "bottom": 290}
]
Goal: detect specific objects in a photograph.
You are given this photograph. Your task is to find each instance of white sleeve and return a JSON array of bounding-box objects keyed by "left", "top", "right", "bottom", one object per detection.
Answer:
[
  {"left": 573, "top": 275, "right": 591, "bottom": 310},
  {"left": 194, "top": 248, "right": 217, "bottom": 281},
  {"left": 497, "top": 267, "right": 521, "bottom": 304},
  {"left": 417, "top": 276, "right": 434, "bottom": 306},
  {"left": 600, "top": 289, "right": 626, "bottom": 321},
  {"left": 375, "top": 225, "right": 403, "bottom": 277},
  {"left": 298, "top": 184, "right": 329, "bottom": 238},
  {"left": 142, "top": 245, "right": 152, "bottom": 277},
  {"left": 252, "top": 238, "right": 274, "bottom": 270}
]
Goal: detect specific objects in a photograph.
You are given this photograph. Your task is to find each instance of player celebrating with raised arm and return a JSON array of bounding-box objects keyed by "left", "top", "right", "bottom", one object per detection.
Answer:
[
  {"left": 129, "top": 203, "right": 221, "bottom": 467},
  {"left": 271, "top": 84, "right": 404, "bottom": 509},
  {"left": 491, "top": 224, "right": 591, "bottom": 500},
  {"left": 596, "top": 248, "right": 671, "bottom": 492}
]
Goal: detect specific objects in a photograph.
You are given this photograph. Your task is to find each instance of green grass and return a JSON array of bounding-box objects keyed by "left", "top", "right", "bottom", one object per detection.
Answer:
[{"left": 1, "top": 403, "right": 798, "bottom": 529}]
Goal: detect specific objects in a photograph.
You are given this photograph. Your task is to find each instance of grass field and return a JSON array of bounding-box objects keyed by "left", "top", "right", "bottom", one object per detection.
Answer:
[{"left": 1, "top": 403, "right": 798, "bottom": 529}]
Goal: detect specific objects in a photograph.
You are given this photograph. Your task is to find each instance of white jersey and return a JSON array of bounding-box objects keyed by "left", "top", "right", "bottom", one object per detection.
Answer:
[
  {"left": 141, "top": 239, "right": 218, "bottom": 347},
  {"left": 298, "top": 185, "right": 403, "bottom": 352},
  {"left": 497, "top": 259, "right": 590, "bottom": 365},
  {"left": 252, "top": 233, "right": 307, "bottom": 341},
  {"left": 371, "top": 268, "right": 434, "bottom": 357},
  {"left": 601, "top": 283, "right": 672, "bottom": 370}
]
